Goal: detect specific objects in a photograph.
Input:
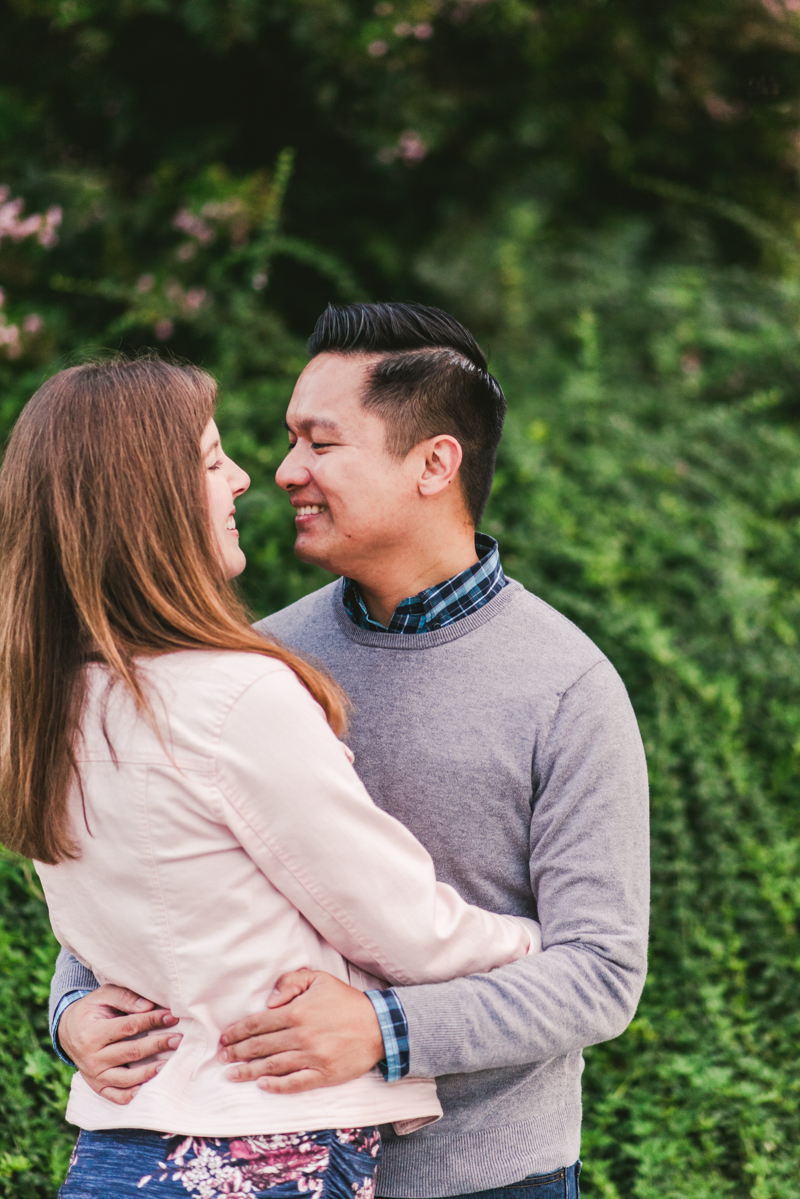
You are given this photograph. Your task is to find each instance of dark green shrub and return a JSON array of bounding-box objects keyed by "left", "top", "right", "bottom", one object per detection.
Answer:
[{"left": 3, "top": 171, "right": 800, "bottom": 1199}]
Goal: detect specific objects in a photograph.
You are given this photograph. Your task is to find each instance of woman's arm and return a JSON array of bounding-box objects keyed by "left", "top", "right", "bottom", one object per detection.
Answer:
[{"left": 215, "top": 665, "right": 535, "bottom": 987}]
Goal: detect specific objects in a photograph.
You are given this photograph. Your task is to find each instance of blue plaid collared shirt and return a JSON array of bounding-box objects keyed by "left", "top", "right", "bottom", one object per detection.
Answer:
[
  {"left": 342, "top": 534, "right": 507, "bottom": 635},
  {"left": 350, "top": 535, "right": 508, "bottom": 1081}
]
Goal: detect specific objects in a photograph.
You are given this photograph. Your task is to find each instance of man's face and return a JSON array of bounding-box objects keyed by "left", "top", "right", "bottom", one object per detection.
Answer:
[{"left": 276, "top": 353, "right": 420, "bottom": 577}]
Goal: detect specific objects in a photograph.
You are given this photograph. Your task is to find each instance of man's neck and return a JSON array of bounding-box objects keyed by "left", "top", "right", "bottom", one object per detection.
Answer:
[{"left": 354, "top": 528, "right": 479, "bottom": 628}]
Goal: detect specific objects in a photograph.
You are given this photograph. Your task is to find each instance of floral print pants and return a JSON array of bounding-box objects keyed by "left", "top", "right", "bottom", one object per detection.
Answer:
[{"left": 58, "top": 1125, "right": 381, "bottom": 1199}]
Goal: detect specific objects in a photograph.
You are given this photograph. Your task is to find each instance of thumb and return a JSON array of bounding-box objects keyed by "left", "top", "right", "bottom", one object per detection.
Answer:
[{"left": 266, "top": 969, "right": 316, "bottom": 1008}]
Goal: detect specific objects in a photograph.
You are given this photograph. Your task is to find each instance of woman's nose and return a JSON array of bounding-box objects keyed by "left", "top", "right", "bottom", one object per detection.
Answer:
[{"left": 230, "top": 462, "right": 250, "bottom": 497}]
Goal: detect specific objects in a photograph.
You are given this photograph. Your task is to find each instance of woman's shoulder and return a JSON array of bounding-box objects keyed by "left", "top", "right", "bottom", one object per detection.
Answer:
[
  {"left": 82, "top": 651, "right": 303, "bottom": 763},
  {"left": 145, "top": 649, "right": 299, "bottom": 711}
]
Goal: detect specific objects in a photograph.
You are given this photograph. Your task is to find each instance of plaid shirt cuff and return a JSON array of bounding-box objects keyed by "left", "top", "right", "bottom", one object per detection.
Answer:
[
  {"left": 51, "top": 989, "right": 93, "bottom": 1067},
  {"left": 365, "top": 988, "right": 410, "bottom": 1082}
]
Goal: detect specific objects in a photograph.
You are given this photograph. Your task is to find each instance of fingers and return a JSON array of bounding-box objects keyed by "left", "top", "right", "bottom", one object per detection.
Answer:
[
  {"left": 99, "top": 1029, "right": 183, "bottom": 1069},
  {"left": 225, "top": 1045, "right": 307, "bottom": 1082},
  {"left": 219, "top": 1008, "right": 291, "bottom": 1049},
  {"left": 102, "top": 1009, "right": 179, "bottom": 1045},
  {"left": 98, "top": 985, "right": 156, "bottom": 1014},
  {"left": 97, "top": 1084, "right": 143, "bottom": 1105},
  {"left": 257, "top": 1068, "right": 325, "bottom": 1095},
  {"left": 266, "top": 969, "right": 315, "bottom": 1009},
  {"left": 92, "top": 1061, "right": 165, "bottom": 1089},
  {"left": 219, "top": 1028, "right": 296, "bottom": 1065}
]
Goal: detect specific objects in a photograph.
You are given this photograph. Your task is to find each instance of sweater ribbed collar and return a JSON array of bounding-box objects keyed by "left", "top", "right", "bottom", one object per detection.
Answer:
[{"left": 332, "top": 577, "right": 524, "bottom": 650}]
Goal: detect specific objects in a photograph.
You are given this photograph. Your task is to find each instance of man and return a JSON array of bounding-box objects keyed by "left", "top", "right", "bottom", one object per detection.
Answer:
[{"left": 51, "top": 303, "right": 649, "bottom": 1198}]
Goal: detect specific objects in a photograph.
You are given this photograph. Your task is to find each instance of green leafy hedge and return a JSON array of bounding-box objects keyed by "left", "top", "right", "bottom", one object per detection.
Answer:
[{"left": 2, "top": 189, "right": 800, "bottom": 1196}]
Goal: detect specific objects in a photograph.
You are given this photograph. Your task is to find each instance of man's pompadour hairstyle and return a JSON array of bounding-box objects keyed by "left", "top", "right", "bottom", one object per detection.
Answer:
[{"left": 307, "top": 302, "right": 506, "bottom": 525}]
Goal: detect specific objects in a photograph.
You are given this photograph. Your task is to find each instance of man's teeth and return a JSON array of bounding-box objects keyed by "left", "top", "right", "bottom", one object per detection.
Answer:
[{"left": 297, "top": 505, "right": 323, "bottom": 516}]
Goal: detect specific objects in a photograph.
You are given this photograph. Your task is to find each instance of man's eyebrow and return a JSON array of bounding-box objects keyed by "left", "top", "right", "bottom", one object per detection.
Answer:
[{"left": 284, "top": 417, "right": 343, "bottom": 434}]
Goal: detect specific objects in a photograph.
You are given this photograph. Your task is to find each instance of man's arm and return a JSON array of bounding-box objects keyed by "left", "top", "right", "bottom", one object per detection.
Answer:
[
  {"left": 49, "top": 947, "right": 98, "bottom": 1036},
  {"left": 394, "top": 659, "right": 649, "bottom": 1076},
  {"left": 221, "top": 658, "right": 649, "bottom": 1088},
  {"left": 49, "top": 948, "right": 182, "bottom": 1104}
]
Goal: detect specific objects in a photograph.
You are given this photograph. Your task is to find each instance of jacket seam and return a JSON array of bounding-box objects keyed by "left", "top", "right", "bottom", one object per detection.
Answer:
[{"left": 210, "top": 772, "right": 417, "bottom": 986}]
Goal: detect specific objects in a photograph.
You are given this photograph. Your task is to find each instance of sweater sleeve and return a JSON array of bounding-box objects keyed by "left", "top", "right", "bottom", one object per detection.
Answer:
[
  {"left": 392, "top": 659, "right": 650, "bottom": 1076},
  {"left": 213, "top": 665, "right": 535, "bottom": 987},
  {"left": 49, "top": 946, "right": 99, "bottom": 1035}
]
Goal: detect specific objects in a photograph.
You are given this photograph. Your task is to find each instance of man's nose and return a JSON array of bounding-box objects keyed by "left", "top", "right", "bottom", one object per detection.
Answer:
[{"left": 275, "top": 445, "right": 310, "bottom": 492}]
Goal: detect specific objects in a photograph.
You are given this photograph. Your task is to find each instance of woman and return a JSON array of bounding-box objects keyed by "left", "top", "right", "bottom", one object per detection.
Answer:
[{"left": 0, "top": 358, "right": 538, "bottom": 1199}]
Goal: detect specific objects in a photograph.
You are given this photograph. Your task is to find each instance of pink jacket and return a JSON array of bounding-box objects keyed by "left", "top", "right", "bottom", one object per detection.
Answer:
[{"left": 36, "top": 650, "right": 537, "bottom": 1137}]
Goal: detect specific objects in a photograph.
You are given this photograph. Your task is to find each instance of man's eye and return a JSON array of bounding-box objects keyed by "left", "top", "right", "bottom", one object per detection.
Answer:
[{"left": 311, "top": 442, "right": 332, "bottom": 450}]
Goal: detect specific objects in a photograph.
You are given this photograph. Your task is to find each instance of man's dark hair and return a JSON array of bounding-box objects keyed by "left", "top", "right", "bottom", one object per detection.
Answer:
[{"left": 307, "top": 302, "right": 506, "bottom": 525}]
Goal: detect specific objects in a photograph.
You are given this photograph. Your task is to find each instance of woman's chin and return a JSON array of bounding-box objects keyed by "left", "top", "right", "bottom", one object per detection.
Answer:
[{"left": 224, "top": 548, "right": 247, "bottom": 580}]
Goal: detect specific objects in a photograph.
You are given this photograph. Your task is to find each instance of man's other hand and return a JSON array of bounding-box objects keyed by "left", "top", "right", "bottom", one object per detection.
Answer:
[
  {"left": 58, "top": 985, "right": 182, "bottom": 1105},
  {"left": 218, "top": 969, "right": 384, "bottom": 1094}
]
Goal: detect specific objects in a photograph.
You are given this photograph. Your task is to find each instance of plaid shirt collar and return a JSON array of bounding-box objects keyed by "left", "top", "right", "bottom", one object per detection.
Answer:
[{"left": 342, "top": 533, "right": 507, "bottom": 635}]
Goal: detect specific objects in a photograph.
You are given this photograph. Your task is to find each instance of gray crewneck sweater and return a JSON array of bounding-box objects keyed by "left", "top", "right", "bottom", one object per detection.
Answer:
[{"left": 51, "top": 578, "right": 649, "bottom": 1196}]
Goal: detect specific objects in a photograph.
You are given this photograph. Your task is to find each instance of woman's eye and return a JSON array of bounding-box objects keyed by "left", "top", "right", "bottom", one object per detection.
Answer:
[{"left": 208, "top": 459, "right": 223, "bottom": 470}]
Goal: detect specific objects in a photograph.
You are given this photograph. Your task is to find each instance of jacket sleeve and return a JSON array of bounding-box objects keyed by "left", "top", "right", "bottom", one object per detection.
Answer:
[
  {"left": 49, "top": 946, "right": 98, "bottom": 1037},
  {"left": 213, "top": 665, "right": 535, "bottom": 987},
  {"left": 392, "top": 659, "right": 650, "bottom": 1075}
]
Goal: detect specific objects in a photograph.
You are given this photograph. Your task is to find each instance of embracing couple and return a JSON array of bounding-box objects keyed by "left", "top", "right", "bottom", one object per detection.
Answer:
[{"left": 0, "top": 303, "right": 649, "bottom": 1199}]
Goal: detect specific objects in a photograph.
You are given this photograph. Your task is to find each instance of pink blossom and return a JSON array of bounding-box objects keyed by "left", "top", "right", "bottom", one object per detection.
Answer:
[
  {"left": 0, "top": 189, "right": 61, "bottom": 247},
  {"left": 172, "top": 208, "right": 215, "bottom": 245},
  {"left": 0, "top": 322, "right": 21, "bottom": 357},
  {"left": 0, "top": 287, "right": 4, "bottom": 307},
  {"left": 23, "top": 313, "right": 43, "bottom": 333},
  {"left": 136, "top": 273, "right": 155, "bottom": 293},
  {"left": 414, "top": 22, "right": 433, "bottom": 38},
  {"left": 201, "top": 198, "right": 243, "bottom": 221},
  {"left": 155, "top": 319, "right": 174, "bottom": 340},
  {"left": 252, "top": 270, "right": 268, "bottom": 290},
  {"left": 177, "top": 242, "right": 196, "bottom": 261},
  {"left": 38, "top": 206, "right": 62, "bottom": 248},
  {"left": 394, "top": 21, "right": 412, "bottom": 35},
  {"left": 184, "top": 287, "right": 207, "bottom": 311},
  {"left": 399, "top": 130, "right": 428, "bottom": 162},
  {"left": 367, "top": 40, "right": 388, "bottom": 56},
  {"left": 761, "top": 0, "right": 800, "bottom": 14},
  {"left": 704, "top": 94, "right": 740, "bottom": 122},
  {"left": 13, "top": 213, "right": 43, "bottom": 240}
]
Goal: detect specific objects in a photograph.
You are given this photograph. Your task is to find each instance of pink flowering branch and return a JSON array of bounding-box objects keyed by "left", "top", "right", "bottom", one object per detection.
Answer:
[{"left": 0, "top": 186, "right": 62, "bottom": 248}]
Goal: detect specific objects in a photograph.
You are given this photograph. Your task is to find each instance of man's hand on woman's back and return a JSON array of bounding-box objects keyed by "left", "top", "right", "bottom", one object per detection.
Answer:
[{"left": 58, "top": 985, "right": 182, "bottom": 1105}]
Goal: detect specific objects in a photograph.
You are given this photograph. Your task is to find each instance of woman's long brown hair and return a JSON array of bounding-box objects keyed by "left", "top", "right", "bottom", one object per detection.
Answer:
[{"left": 0, "top": 357, "right": 347, "bottom": 864}]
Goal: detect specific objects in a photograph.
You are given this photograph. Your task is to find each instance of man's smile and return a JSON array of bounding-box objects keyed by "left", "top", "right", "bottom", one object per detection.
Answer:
[{"left": 293, "top": 502, "right": 328, "bottom": 524}]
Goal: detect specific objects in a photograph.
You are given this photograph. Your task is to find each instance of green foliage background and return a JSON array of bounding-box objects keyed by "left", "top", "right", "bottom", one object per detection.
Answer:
[{"left": 2, "top": 1, "right": 800, "bottom": 1195}]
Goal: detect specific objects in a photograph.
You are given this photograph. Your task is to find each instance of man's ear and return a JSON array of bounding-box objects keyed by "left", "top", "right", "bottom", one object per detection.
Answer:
[{"left": 417, "top": 435, "right": 463, "bottom": 497}]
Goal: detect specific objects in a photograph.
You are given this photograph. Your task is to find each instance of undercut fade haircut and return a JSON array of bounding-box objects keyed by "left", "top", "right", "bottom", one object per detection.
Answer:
[{"left": 307, "top": 302, "right": 506, "bottom": 525}]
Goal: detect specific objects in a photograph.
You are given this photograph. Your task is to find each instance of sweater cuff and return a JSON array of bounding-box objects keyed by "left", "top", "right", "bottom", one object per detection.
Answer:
[
  {"left": 365, "top": 989, "right": 410, "bottom": 1082},
  {"left": 51, "top": 990, "right": 93, "bottom": 1067},
  {"left": 392, "top": 980, "right": 467, "bottom": 1078}
]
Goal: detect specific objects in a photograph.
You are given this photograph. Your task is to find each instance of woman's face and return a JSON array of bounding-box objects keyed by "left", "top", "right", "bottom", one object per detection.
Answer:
[{"left": 202, "top": 420, "right": 251, "bottom": 579}]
